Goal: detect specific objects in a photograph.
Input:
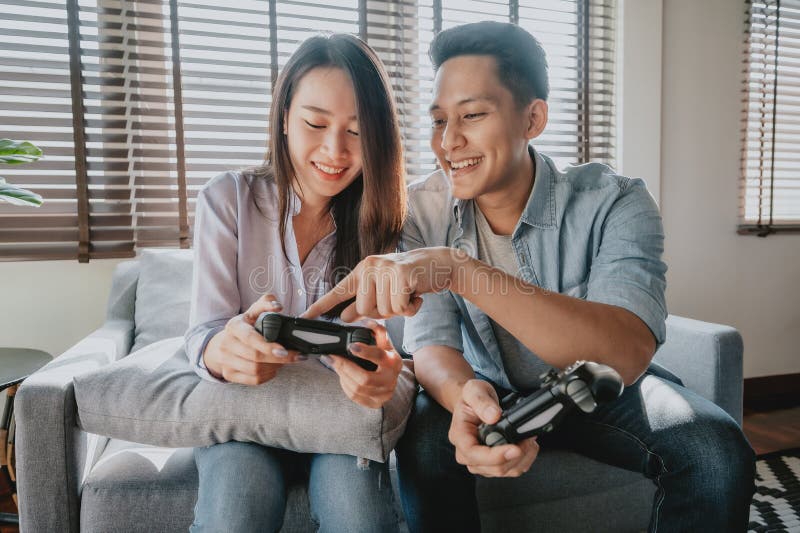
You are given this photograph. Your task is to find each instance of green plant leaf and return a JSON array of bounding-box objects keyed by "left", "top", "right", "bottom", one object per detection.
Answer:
[
  {"left": 0, "top": 177, "right": 44, "bottom": 206},
  {"left": 0, "top": 139, "right": 43, "bottom": 165}
]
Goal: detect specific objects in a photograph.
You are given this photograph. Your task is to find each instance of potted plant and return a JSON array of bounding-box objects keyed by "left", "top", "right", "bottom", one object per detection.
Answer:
[{"left": 0, "top": 139, "right": 44, "bottom": 206}]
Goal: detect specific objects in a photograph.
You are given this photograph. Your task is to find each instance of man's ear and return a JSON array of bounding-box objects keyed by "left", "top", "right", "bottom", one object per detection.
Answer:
[{"left": 524, "top": 99, "right": 548, "bottom": 140}]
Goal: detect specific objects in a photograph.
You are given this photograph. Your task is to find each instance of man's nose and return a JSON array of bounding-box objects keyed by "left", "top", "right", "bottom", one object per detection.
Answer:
[{"left": 440, "top": 121, "right": 465, "bottom": 152}]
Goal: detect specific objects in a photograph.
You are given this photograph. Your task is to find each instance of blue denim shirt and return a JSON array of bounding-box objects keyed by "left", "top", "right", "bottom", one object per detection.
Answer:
[{"left": 399, "top": 148, "right": 668, "bottom": 391}]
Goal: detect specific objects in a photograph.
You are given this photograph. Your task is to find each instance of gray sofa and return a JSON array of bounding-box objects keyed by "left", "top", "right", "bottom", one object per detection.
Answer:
[{"left": 15, "top": 250, "right": 745, "bottom": 532}]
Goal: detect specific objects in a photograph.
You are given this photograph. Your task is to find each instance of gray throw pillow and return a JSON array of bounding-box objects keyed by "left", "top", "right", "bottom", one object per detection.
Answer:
[
  {"left": 131, "top": 249, "right": 194, "bottom": 353},
  {"left": 73, "top": 337, "right": 416, "bottom": 462}
]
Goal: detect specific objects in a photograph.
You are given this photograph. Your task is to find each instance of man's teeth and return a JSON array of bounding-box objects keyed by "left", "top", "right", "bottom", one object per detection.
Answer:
[
  {"left": 450, "top": 157, "right": 483, "bottom": 170},
  {"left": 314, "top": 162, "right": 345, "bottom": 174}
]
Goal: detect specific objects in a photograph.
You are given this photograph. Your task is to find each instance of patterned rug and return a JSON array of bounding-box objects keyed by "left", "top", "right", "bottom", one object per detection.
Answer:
[{"left": 749, "top": 447, "right": 800, "bottom": 532}]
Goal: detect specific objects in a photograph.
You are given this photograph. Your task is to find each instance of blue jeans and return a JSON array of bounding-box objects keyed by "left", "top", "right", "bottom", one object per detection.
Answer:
[
  {"left": 396, "top": 368, "right": 756, "bottom": 533},
  {"left": 191, "top": 443, "right": 398, "bottom": 533}
]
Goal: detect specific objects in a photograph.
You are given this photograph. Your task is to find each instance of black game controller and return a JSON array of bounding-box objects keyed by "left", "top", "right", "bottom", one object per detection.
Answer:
[
  {"left": 478, "top": 361, "right": 624, "bottom": 446},
  {"left": 254, "top": 312, "right": 378, "bottom": 371}
]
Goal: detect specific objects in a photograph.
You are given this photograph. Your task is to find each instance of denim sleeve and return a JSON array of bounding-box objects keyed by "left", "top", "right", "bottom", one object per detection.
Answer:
[
  {"left": 398, "top": 204, "right": 464, "bottom": 355},
  {"left": 184, "top": 174, "right": 241, "bottom": 382},
  {"left": 586, "top": 179, "right": 668, "bottom": 345}
]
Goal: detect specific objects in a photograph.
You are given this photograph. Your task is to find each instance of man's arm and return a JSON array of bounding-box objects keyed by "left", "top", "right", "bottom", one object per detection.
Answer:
[
  {"left": 451, "top": 256, "right": 655, "bottom": 385},
  {"left": 413, "top": 345, "right": 475, "bottom": 413},
  {"left": 305, "top": 246, "right": 656, "bottom": 386}
]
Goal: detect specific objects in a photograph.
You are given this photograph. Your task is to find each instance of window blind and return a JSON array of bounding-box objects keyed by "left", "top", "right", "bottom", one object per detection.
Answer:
[
  {"left": 741, "top": 0, "right": 800, "bottom": 235},
  {"left": 0, "top": 0, "right": 80, "bottom": 260},
  {"left": 0, "top": 0, "right": 617, "bottom": 261}
]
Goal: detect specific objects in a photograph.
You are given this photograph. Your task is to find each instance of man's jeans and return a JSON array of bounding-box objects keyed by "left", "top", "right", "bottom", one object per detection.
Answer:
[
  {"left": 396, "top": 368, "right": 756, "bottom": 533},
  {"left": 191, "top": 442, "right": 399, "bottom": 533}
]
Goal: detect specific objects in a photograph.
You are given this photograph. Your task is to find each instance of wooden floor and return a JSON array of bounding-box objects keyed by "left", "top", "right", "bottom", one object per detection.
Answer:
[
  {"left": 743, "top": 405, "right": 800, "bottom": 455},
  {"left": 0, "top": 406, "right": 797, "bottom": 532}
]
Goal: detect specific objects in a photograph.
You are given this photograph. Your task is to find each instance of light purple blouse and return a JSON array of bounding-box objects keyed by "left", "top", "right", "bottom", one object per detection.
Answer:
[{"left": 184, "top": 170, "right": 336, "bottom": 382}]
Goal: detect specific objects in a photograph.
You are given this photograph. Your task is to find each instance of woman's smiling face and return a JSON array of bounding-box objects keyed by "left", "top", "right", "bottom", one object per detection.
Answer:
[{"left": 285, "top": 67, "right": 363, "bottom": 206}]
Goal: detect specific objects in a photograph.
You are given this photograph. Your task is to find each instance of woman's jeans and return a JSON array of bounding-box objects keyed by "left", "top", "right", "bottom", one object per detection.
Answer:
[
  {"left": 191, "top": 444, "right": 398, "bottom": 533},
  {"left": 396, "top": 368, "right": 756, "bottom": 533}
]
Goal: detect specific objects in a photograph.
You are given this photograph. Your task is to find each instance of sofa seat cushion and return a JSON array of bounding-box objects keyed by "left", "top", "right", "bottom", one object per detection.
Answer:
[
  {"left": 80, "top": 439, "right": 315, "bottom": 533},
  {"left": 74, "top": 337, "right": 417, "bottom": 462}
]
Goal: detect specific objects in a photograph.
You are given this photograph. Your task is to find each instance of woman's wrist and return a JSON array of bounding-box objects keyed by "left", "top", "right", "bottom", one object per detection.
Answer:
[{"left": 202, "top": 334, "right": 225, "bottom": 379}]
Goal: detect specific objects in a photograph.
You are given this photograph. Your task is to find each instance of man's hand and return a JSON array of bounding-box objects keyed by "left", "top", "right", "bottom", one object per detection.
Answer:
[
  {"left": 203, "top": 294, "right": 303, "bottom": 385},
  {"left": 449, "top": 379, "right": 539, "bottom": 478},
  {"left": 322, "top": 321, "right": 404, "bottom": 409},
  {"left": 303, "top": 247, "right": 468, "bottom": 322}
]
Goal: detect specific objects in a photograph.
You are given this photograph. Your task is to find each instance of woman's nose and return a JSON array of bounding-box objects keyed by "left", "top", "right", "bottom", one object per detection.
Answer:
[{"left": 321, "top": 129, "right": 348, "bottom": 159}]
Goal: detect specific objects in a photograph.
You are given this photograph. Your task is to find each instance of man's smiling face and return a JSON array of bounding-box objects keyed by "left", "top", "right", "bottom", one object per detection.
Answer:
[{"left": 429, "top": 54, "right": 538, "bottom": 200}]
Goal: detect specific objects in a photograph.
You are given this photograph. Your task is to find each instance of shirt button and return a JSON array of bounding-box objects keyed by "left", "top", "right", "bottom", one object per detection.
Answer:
[{"left": 297, "top": 289, "right": 303, "bottom": 295}]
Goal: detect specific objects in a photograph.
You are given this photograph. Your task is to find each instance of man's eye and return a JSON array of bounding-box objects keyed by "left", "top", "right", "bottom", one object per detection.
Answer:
[
  {"left": 304, "top": 120, "right": 325, "bottom": 129},
  {"left": 464, "top": 113, "right": 486, "bottom": 120}
]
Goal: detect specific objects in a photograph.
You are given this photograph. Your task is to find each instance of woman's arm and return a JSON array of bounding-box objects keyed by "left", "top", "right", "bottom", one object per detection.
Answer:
[{"left": 185, "top": 173, "right": 303, "bottom": 384}]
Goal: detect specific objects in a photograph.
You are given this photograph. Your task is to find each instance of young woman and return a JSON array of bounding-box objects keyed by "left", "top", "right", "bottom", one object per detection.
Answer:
[{"left": 183, "top": 34, "right": 406, "bottom": 532}]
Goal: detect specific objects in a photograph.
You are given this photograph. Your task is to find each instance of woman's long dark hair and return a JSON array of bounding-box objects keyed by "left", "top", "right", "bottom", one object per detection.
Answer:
[{"left": 247, "top": 34, "right": 406, "bottom": 315}]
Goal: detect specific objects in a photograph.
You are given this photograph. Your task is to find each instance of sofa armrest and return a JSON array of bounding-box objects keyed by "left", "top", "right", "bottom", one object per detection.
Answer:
[
  {"left": 652, "top": 315, "right": 744, "bottom": 425},
  {"left": 15, "top": 319, "right": 135, "bottom": 533}
]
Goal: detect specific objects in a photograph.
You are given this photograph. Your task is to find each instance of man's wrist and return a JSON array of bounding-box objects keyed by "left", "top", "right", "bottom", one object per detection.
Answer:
[
  {"left": 443, "top": 376, "right": 471, "bottom": 412},
  {"left": 447, "top": 247, "right": 476, "bottom": 297}
]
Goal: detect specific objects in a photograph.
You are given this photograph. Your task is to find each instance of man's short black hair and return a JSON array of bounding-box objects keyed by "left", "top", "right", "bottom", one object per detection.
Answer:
[{"left": 429, "top": 21, "right": 549, "bottom": 106}]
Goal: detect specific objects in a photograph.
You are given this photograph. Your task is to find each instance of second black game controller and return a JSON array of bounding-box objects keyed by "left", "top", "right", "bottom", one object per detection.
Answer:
[
  {"left": 254, "top": 312, "right": 378, "bottom": 371},
  {"left": 478, "top": 361, "right": 624, "bottom": 446}
]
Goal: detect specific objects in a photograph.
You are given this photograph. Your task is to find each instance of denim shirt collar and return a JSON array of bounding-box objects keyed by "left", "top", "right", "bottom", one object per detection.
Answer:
[{"left": 451, "top": 145, "right": 557, "bottom": 233}]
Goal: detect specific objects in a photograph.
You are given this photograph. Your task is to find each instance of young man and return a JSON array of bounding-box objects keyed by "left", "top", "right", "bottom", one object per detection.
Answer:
[{"left": 306, "top": 21, "right": 755, "bottom": 532}]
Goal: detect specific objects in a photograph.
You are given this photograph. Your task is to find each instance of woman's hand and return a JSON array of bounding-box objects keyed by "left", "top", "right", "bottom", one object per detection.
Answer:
[
  {"left": 322, "top": 321, "right": 404, "bottom": 409},
  {"left": 203, "top": 294, "right": 303, "bottom": 385}
]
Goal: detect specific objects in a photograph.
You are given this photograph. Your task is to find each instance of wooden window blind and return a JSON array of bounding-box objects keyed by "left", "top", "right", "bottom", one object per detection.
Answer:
[
  {"left": 0, "top": 0, "right": 617, "bottom": 261},
  {"left": 741, "top": 0, "right": 800, "bottom": 235}
]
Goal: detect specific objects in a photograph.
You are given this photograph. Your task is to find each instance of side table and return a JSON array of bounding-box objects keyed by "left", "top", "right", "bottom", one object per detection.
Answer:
[{"left": 0, "top": 348, "right": 52, "bottom": 526}]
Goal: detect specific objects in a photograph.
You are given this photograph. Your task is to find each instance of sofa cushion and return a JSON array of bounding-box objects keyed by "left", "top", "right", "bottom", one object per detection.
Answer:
[
  {"left": 80, "top": 439, "right": 317, "bottom": 533},
  {"left": 131, "top": 249, "right": 194, "bottom": 353},
  {"left": 74, "top": 337, "right": 417, "bottom": 462}
]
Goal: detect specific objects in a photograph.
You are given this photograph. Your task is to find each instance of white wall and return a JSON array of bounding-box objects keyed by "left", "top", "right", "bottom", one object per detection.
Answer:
[
  {"left": 659, "top": 0, "right": 800, "bottom": 378},
  {"left": 0, "top": 259, "right": 125, "bottom": 357},
  {"left": 619, "top": 0, "right": 663, "bottom": 205},
  {"left": 1, "top": 0, "right": 797, "bottom": 378}
]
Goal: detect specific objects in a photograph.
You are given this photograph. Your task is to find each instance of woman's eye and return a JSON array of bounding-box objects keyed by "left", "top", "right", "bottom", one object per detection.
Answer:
[
  {"left": 431, "top": 118, "right": 446, "bottom": 129},
  {"left": 347, "top": 129, "right": 359, "bottom": 137},
  {"left": 304, "top": 120, "right": 325, "bottom": 129}
]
